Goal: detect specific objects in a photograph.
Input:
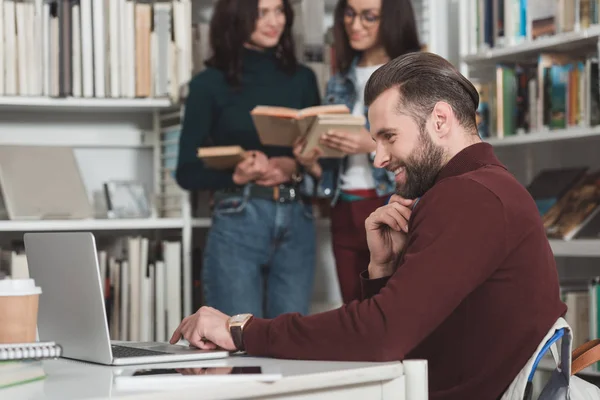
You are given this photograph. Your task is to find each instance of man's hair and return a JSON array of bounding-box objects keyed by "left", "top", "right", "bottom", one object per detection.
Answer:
[
  {"left": 364, "top": 52, "right": 480, "bottom": 134},
  {"left": 333, "top": 0, "right": 422, "bottom": 74},
  {"left": 206, "top": 0, "right": 297, "bottom": 87}
]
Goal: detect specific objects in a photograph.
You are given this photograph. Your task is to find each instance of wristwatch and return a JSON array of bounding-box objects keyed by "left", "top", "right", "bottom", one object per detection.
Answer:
[{"left": 228, "top": 313, "right": 253, "bottom": 352}]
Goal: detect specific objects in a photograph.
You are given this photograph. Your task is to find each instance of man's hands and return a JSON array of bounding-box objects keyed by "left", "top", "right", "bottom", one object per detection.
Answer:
[
  {"left": 232, "top": 151, "right": 269, "bottom": 185},
  {"left": 255, "top": 156, "right": 297, "bottom": 186},
  {"left": 319, "top": 128, "right": 376, "bottom": 155},
  {"left": 169, "top": 306, "right": 236, "bottom": 352},
  {"left": 365, "top": 195, "right": 416, "bottom": 279}
]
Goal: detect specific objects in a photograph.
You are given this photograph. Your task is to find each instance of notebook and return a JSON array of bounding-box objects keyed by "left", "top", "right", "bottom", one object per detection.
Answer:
[{"left": 0, "top": 342, "right": 63, "bottom": 361}]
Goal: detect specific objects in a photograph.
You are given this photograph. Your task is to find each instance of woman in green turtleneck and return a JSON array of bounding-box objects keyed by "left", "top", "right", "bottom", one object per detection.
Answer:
[{"left": 176, "top": 0, "right": 322, "bottom": 319}]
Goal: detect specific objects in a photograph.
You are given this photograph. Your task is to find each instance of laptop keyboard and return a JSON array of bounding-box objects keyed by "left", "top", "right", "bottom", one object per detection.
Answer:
[{"left": 111, "top": 344, "right": 170, "bottom": 358}]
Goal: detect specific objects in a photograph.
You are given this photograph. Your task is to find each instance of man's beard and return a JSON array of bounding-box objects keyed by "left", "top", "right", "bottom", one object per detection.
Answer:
[{"left": 392, "top": 130, "right": 445, "bottom": 199}]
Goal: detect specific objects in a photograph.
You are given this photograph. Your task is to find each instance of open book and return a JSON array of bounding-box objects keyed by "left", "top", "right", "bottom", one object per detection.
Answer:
[
  {"left": 196, "top": 145, "right": 246, "bottom": 170},
  {"left": 250, "top": 104, "right": 352, "bottom": 148},
  {"left": 300, "top": 114, "right": 367, "bottom": 158}
]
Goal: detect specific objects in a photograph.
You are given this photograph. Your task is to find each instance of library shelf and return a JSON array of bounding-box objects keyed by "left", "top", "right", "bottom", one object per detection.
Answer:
[
  {"left": 549, "top": 240, "right": 600, "bottom": 258},
  {"left": 0, "top": 96, "right": 173, "bottom": 112},
  {"left": 486, "top": 127, "right": 600, "bottom": 147},
  {"left": 463, "top": 26, "right": 600, "bottom": 65},
  {"left": 191, "top": 218, "right": 211, "bottom": 228},
  {"left": 0, "top": 218, "right": 188, "bottom": 232}
]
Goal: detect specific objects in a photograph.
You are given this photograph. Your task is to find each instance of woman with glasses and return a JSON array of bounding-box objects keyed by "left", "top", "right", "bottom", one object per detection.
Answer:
[
  {"left": 176, "top": 0, "right": 322, "bottom": 319},
  {"left": 295, "top": 0, "right": 421, "bottom": 304}
]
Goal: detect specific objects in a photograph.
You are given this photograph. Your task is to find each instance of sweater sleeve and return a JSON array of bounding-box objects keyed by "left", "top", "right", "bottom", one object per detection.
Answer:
[
  {"left": 175, "top": 78, "right": 235, "bottom": 191},
  {"left": 359, "top": 271, "right": 390, "bottom": 300},
  {"left": 243, "top": 177, "right": 507, "bottom": 362}
]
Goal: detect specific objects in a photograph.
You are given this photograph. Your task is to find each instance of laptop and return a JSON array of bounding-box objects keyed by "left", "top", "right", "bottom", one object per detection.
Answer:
[{"left": 24, "top": 232, "right": 229, "bottom": 366}]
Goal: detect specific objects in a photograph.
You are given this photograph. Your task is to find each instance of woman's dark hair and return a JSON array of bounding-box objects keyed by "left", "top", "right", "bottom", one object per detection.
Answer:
[
  {"left": 333, "top": 0, "right": 422, "bottom": 74},
  {"left": 205, "top": 0, "right": 297, "bottom": 86}
]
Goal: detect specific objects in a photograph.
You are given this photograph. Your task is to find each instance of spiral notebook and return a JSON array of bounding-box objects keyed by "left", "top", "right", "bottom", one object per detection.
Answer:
[{"left": 0, "top": 341, "right": 62, "bottom": 361}]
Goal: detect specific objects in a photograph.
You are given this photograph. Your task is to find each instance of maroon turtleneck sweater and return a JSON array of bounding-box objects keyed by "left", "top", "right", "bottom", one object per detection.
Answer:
[{"left": 242, "top": 142, "right": 567, "bottom": 400}]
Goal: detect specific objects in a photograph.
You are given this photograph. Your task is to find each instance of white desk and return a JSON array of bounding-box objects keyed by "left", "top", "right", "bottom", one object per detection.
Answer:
[{"left": 2, "top": 356, "right": 428, "bottom": 400}]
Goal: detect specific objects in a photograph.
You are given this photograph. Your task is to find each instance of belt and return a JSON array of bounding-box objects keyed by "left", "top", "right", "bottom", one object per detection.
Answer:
[{"left": 215, "top": 184, "right": 300, "bottom": 203}]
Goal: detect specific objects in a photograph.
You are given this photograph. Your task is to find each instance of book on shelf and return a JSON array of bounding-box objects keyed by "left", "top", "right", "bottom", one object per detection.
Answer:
[
  {"left": 542, "top": 170, "right": 600, "bottom": 240},
  {"left": 467, "top": 0, "right": 599, "bottom": 54},
  {"left": 97, "top": 236, "right": 185, "bottom": 343},
  {"left": 526, "top": 167, "right": 589, "bottom": 215},
  {"left": 250, "top": 104, "right": 351, "bottom": 147},
  {"left": 475, "top": 54, "right": 600, "bottom": 138},
  {"left": 158, "top": 107, "right": 185, "bottom": 218},
  {"left": 196, "top": 146, "right": 247, "bottom": 170},
  {"left": 0, "top": 0, "right": 203, "bottom": 102}
]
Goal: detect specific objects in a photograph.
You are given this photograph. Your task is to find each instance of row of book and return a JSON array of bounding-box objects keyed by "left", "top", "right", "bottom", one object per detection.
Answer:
[
  {"left": 158, "top": 107, "right": 185, "bottom": 219},
  {"left": 526, "top": 167, "right": 600, "bottom": 240},
  {"left": 467, "top": 0, "right": 600, "bottom": 53},
  {"left": 475, "top": 54, "right": 600, "bottom": 138},
  {"left": 0, "top": 0, "right": 207, "bottom": 102},
  {"left": 0, "top": 235, "right": 193, "bottom": 344},
  {"left": 98, "top": 236, "right": 184, "bottom": 343}
]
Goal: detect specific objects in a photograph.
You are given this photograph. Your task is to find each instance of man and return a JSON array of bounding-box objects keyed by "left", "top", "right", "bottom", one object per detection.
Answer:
[{"left": 170, "top": 52, "right": 567, "bottom": 400}]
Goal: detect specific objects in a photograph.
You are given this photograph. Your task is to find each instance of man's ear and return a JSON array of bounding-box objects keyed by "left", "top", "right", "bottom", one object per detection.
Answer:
[{"left": 432, "top": 102, "right": 453, "bottom": 138}]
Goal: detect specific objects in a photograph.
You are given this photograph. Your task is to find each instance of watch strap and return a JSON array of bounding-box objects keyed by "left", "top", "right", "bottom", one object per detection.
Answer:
[{"left": 230, "top": 325, "right": 245, "bottom": 352}]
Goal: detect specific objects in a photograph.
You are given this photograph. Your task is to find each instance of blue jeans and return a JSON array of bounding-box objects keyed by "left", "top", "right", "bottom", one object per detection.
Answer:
[{"left": 202, "top": 195, "right": 316, "bottom": 318}]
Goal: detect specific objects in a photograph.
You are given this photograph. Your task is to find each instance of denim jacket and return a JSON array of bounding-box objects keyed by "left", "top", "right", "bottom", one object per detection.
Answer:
[{"left": 302, "top": 58, "right": 395, "bottom": 205}]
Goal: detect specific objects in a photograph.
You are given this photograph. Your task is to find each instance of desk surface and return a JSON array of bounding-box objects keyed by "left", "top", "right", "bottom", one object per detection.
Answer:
[{"left": 2, "top": 355, "right": 404, "bottom": 400}]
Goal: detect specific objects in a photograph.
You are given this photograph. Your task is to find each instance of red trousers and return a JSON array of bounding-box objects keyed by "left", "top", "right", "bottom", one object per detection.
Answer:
[{"left": 330, "top": 195, "right": 388, "bottom": 303}]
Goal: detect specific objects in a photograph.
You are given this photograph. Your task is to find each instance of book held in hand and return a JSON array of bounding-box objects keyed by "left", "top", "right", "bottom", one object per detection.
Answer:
[
  {"left": 300, "top": 114, "right": 367, "bottom": 158},
  {"left": 250, "top": 104, "right": 351, "bottom": 148},
  {"left": 196, "top": 145, "right": 246, "bottom": 170}
]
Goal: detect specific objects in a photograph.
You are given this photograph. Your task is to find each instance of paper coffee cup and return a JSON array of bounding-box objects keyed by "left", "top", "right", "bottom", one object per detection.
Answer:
[{"left": 0, "top": 279, "right": 42, "bottom": 344}]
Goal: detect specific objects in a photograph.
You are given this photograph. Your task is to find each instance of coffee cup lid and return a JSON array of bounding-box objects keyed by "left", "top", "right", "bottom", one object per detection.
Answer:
[{"left": 0, "top": 279, "right": 42, "bottom": 296}]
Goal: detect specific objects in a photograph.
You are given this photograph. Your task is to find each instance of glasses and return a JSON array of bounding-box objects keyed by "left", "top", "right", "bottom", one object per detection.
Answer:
[{"left": 343, "top": 7, "right": 381, "bottom": 27}]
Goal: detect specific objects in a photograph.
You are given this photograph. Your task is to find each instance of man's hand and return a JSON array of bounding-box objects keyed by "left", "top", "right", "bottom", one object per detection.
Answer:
[
  {"left": 169, "top": 306, "right": 236, "bottom": 351},
  {"left": 319, "top": 128, "right": 376, "bottom": 155},
  {"left": 293, "top": 138, "right": 323, "bottom": 179},
  {"left": 255, "top": 156, "right": 297, "bottom": 186},
  {"left": 232, "top": 151, "right": 269, "bottom": 185},
  {"left": 365, "top": 195, "right": 415, "bottom": 279}
]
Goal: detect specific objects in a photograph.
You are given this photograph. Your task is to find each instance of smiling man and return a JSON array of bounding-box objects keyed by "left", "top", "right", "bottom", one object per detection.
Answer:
[{"left": 170, "top": 52, "right": 566, "bottom": 400}]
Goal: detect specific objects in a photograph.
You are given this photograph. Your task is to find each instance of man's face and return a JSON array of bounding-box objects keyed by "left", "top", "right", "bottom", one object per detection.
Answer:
[{"left": 369, "top": 88, "right": 446, "bottom": 199}]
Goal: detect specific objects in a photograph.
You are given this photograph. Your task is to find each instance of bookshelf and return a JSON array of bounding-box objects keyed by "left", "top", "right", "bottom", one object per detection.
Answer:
[
  {"left": 0, "top": 97, "right": 172, "bottom": 111},
  {"left": 485, "top": 126, "right": 600, "bottom": 147},
  {"left": 0, "top": 0, "right": 200, "bottom": 327},
  {"left": 458, "top": 0, "right": 600, "bottom": 385},
  {"left": 458, "top": 3, "right": 600, "bottom": 246},
  {"left": 549, "top": 240, "right": 600, "bottom": 258},
  {"left": 0, "top": 218, "right": 211, "bottom": 232},
  {"left": 463, "top": 25, "right": 600, "bottom": 65}
]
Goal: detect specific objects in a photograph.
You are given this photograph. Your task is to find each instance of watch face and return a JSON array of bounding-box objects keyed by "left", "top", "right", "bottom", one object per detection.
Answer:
[{"left": 230, "top": 313, "right": 252, "bottom": 324}]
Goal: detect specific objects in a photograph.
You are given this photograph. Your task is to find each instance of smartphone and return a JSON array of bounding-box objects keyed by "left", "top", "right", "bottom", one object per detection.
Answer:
[
  {"left": 132, "top": 366, "right": 262, "bottom": 376},
  {"left": 114, "top": 365, "right": 282, "bottom": 391}
]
